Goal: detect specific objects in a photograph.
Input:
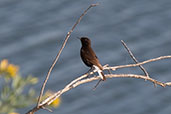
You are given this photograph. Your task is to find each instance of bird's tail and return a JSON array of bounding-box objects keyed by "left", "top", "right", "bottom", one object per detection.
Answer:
[{"left": 93, "top": 65, "right": 106, "bottom": 81}]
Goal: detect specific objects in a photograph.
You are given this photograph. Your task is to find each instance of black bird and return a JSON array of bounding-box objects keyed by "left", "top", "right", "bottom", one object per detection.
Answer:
[{"left": 79, "top": 37, "right": 106, "bottom": 81}]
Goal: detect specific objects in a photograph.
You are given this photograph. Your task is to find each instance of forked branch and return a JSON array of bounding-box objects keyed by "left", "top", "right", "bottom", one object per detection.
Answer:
[
  {"left": 25, "top": 2, "right": 171, "bottom": 114},
  {"left": 26, "top": 3, "right": 99, "bottom": 114},
  {"left": 26, "top": 55, "right": 171, "bottom": 114},
  {"left": 36, "top": 3, "right": 99, "bottom": 108}
]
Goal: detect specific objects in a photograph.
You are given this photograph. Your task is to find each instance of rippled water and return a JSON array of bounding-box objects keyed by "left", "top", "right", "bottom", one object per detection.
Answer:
[{"left": 0, "top": 0, "right": 171, "bottom": 114}]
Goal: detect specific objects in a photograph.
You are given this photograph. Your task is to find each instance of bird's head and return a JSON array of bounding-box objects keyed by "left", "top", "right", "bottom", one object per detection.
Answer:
[{"left": 79, "top": 37, "right": 91, "bottom": 47}]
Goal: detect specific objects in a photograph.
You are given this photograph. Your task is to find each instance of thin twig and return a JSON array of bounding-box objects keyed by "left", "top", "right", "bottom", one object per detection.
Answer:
[
  {"left": 93, "top": 79, "right": 102, "bottom": 90},
  {"left": 40, "top": 55, "right": 171, "bottom": 105},
  {"left": 36, "top": 3, "right": 99, "bottom": 107},
  {"left": 107, "top": 55, "right": 171, "bottom": 70},
  {"left": 41, "top": 73, "right": 169, "bottom": 106},
  {"left": 26, "top": 55, "right": 171, "bottom": 114},
  {"left": 121, "top": 40, "right": 149, "bottom": 78},
  {"left": 104, "top": 64, "right": 112, "bottom": 74},
  {"left": 41, "top": 106, "right": 53, "bottom": 112}
]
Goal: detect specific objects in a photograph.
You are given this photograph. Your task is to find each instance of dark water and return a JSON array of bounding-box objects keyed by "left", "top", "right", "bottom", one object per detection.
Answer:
[{"left": 0, "top": 0, "right": 171, "bottom": 114}]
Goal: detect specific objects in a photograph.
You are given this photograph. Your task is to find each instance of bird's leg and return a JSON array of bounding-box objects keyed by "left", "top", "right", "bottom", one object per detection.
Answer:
[{"left": 86, "top": 67, "right": 94, "bottom": 78}]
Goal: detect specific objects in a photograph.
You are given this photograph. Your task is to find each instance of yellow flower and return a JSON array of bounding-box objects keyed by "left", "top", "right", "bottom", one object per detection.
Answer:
[
  {"left": 50, "top": 97, "right": 61, "bottom": 108},
  {"left": 43, "top": 91, "right": 61, "bottom": 108},
  {"left": 6, "top": 64, "right": 19, "bottom": 77},
  {"left": 0, "top": 59, "right": 19, "bottom": 78},
  {"left": 0, "top": 59, "right": 8, "bottom": 71}
]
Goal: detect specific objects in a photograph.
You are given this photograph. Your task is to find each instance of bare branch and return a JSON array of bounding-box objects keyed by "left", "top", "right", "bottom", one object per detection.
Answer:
[
  {"left": 121, "top": 40, "right": 149, "bottom": 78},
  {"left": 165, "top": 82, "right": 171, "bottom": 86},
  {"left": 36, "top": 3, "right": 99, "bottom": 108},
  {"left": 25, "top": 3, "right": 98, "bottom": 114},
  {"left": 39, "top": 72, "right": 169, "bottom": 107},
  {"left": 24, "top": 2, "right": 171, "bottom": 113},
  {"left": 26, "top": 55, "right": 171, "bottom": 114},
  {"left": 106, "top": 55, "right": 171, "bottom": 70},
  {"left": 41, "top": 106, "right": 53, "bottom": 112},
  {"left": 93, "top": 79, "right": 102, "bottom": 90}
]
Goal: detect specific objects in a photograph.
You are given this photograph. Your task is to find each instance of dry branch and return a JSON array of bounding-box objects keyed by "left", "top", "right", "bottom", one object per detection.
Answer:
[
  {"left": 25, "top": 2, "right": 171, "bottom": 114},
  {"left": 36, "top": 3, "right": 98, "bottom": 107},
  {"left": 26, "top": 3, "right": 98, "bottom": 114},
  {"left": 26, "top": 55, "right": 171, "bottom": 114},
  {"left": 106, "top": 55, "right": 171, "bottom": 70},
  {"left": 121, "top": 40, "right": 149, "bottom": 78}
]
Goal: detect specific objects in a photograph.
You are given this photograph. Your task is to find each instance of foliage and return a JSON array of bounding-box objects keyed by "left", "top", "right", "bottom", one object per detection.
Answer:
[{"left": 0, "top": 59, "right": 60, "bottom": 114}]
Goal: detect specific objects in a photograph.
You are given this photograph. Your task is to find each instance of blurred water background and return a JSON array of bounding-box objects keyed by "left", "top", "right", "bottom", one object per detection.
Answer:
[{"left": 0, "top": 0, "right": 171, "bottom": 114}]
